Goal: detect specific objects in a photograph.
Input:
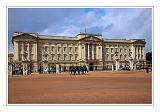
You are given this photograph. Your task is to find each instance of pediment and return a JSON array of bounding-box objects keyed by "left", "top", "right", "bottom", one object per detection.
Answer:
[
  {"left": 79, "top": 36, "right": 102, "bottom": 41},
  {"left": 133, "top": 40, "right": 146, "bottom": 44},
  {"left": 13, "top": 33, "right": 37, "bottom": 39}
]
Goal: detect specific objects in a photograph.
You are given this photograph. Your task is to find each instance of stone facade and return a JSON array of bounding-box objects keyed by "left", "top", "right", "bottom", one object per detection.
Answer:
[{"left": 11, "top": 32, "right": 146, "bottom": 75}]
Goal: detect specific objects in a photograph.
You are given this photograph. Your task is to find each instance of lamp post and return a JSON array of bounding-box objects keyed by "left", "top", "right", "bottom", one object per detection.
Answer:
[
  {"left": 114, "top": 51, "right": 119, "bottom": 71},
  {"left": 129, "top": 51, "right": 133, "bottom": 71}
]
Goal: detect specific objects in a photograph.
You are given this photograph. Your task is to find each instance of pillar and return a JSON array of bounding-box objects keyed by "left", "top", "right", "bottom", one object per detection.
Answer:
[
  {"left": 83, "top": 44, "right": 86, "bottom": 60},
  {"left": 79, "top": 44, "right": 82, "bottom": 60},
  {"left": 112, "top": 64, "right": 114, "bottom": 71},
  {"left": 134, "top": 63, "right": 136, "bottom": 70},
  {"left": 56, "top": 64, "right": 59, "bottom": 74},
  {"left": 22, "top": 42, "right": 24, "bottom": 61},
  {"left": 14, "top": 41, "right": 19, "bottom": 61},
  {"left": 130, "top": 60, "right": 133, "bottom": 70},
  {"left": 96, "top": 45, "right": 99, "bottom": 59},
  {"left": 115, "top": 60, "right": 119, "bottom": 71},
  {"left": 99, "top": 45, "right": 102, "bottom": 61},
  {"left": 92, "top": 44, "right": 94, "bottom": 59},
  {"left": 32, "top": 62, "right": 39, "bottom": 74},
  {"left": 23, "top": 63, "right": 28, "bottom": 75},
  {"left": 35, "top": 42, "right": 37, "bottom": 61},
  {"left": 88, "top": 44, "right": 90, "bottom": 59},
  {"left": 28, "top": 42, "right": 30, "bottom": 60},
  {"left": 139, "top": 47, "right": 141, "bottom": 59},
  {"left": 8, "top": 65, "right": 12, "bottom": 75}
]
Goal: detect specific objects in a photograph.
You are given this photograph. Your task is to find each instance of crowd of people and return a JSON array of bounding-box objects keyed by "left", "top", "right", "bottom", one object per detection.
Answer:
[{"left": 69, "top": 65, "right": 89, "bottom": 75}]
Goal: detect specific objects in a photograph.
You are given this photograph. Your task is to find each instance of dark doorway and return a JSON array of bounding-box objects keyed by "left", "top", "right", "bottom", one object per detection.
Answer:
[{"left": 89, "top": 63, "right": 94, "bottom": 71}]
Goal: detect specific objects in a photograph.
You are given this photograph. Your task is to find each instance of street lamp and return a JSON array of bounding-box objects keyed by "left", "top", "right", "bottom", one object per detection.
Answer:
[
  {"left": 114, "top": 51, "right": 119, "bottom": 71},
  {"left": 128, "top": 51, "right": 133, "bottom": 70}
]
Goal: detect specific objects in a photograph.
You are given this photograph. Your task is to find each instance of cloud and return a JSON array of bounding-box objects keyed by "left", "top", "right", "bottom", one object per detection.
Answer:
[{"left": 8, "top": 8, "right": 152, "bottom": 52}]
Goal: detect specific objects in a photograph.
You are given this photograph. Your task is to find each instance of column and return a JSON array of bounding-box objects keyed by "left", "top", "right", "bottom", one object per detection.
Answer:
[
  {"left": 22, "top": 42, "right": 24, "bottom": 61},
  {"left": 112, "top": 64, "right": 114, "bottom": 71},
  {"left": 115, "top": 60, "right": 119, "bottom": 71},
  {"left": 96, "top": 45, "right": 99, "bottom": 59},
  {"left": 14, "top": 41, "right": 19, "bottom": 61},
  {"left": 8, "top": 65, "right": 12, "bottom": 75},
  {"left": 99, "top": 45, "right": 102, "bottom": 61},
  {"left": 92, "top": 44, "right": 94, "bottom": 59},
  {"left": 134, "top": 63, "right": 136, "bottom": 69},
  {"left": 136, "top": 47, "right": 138, "bottom": 60},
  {"left": 35, "top": 42, "right": 37, "bottom": 61},
  {"left": 139, "top": 46, "right": 141, "bottom": 59},
  {"left": 23, "top": 63, "right": 28, "bottom": 75},
  {"left": 130, "top": 60, "right": 133, "bottom": 70},
  {"left": 56, "top": 64, "right": 59, "bottom": 74},
  {"left": 78, "top": 44, "right": 81, "bottom": 60},
  {"left": 143, "top": 47, "right": 145, "bottom": 60},
  {"left": 85, "top": 44, "right": 87, "bottom": 60},
  {"left": 28, "top": 42, "right": 30, "bottom": 60},
  {"left": 88, "top": 44, "right": 89, "bottom": 59},
  {"left": 94, "top": 44, "right": 96, "bottom": 59},
  {"left": 83, "top": 44, "right": 86, "bottom": 60},
  {"left": 131, "top": 45, "right": 135, "bottom": 59}
]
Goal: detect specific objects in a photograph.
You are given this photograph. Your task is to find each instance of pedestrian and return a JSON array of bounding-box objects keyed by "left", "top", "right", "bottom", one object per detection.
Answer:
[{"left": 146, "top": 68, "right": 149, "bottom": 74}]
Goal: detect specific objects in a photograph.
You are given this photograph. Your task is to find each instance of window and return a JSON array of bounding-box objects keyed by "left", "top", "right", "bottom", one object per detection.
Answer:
[
  {"left": 75, "top": 47, "right": 78, "bottom": 53},
  {"left": 106, "top": 48, "right": 109, "bottom": 53},
  {"left": 138, "top": 48, "right": 140, "bottom": 53},
  {"left": 19, "top": 54, "right": 22, "bottom": 61},
  {"left": 58, "top": 47, "right": 61, "bottom": 52},
  {"left": 124, "top": 49, "right": 127, "bottom": 53},
  {"left": 69, "top": 47, "right": 72, "bottom": 52},
  {"left": 63, "top": 47, "right": 66, "bottom": 53},
  {"left": 19, "top": 44, "right": 22, "bottom": 52},
  {"left": 31, "top": 54, "right": 34, "bottom": 60},
  {"left": 124, "top": 54, "right": 127, "bottom": 60},
  {"left": 64, "top": 54, "right": 67, "bottom": 60},
  {"left": 120, "top": 48, "right": 122, "bottom": 53},
  {"left": 129, "top": 49, "right": 131, "bottom": 52},
  {"left": 10, "top": 58, "right": 13, "bottom": 62},
  {"left": 120, "top": 54, "right": 123, "bottom": 60},
  {"left": 106, "top": 54, "right": 109, "bottom": 60},
  {"left": 135, "top": 55, "right": 137, "bottom": 59},
  {"left": 111, "top": 48, "right": 114, "bottom": 53},
  {"left": 129, "top": 52, "right": 132, "bottom": 57},
  {"left": 43, "top": 54, "right": 48, "bottom": 60},
  {"left": 69, "top": 54, "right": 72, "bottom": 60},
  {"left": 115, "top": 48, "right": 118, "bottom": 52},
  {"left": 44, "top": 46, "right": 48, "bottom": 52},
  {"left": 138, "top": 54, "right": 140, "bottom": 59},
  {"left": 24, "top": 53, "right": 28, "bottom": 60},
  {"left": 52, "top": 54, "right": 54, "bottom": 60},
  {"left": 141, "top": 47, "right": 143, "bottom": 53},
  {"left": 75, "top": 54, "right": 78, "bottom": 60},
  {"left": 52, "top": 47, "right": 54, "bottom": 52},
  {"left": 58, "top": 54, "right": 61, "bottom": 60},
  {"left": 24, "top": 44, "right": 28, "bottom": 51},
  {"left": 141, "top": 55, "right": 143, "bottom": 59},
  {"left": 111, "top": 54, "right": 114, "bottom": 60}
]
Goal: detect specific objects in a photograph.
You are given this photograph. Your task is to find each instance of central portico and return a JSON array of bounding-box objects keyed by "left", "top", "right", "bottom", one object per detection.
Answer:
[{"left": 77, "top": 33, "right": 103, "bottom": 70}]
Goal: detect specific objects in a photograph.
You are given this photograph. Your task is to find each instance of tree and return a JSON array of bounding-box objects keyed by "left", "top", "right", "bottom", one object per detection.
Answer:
[{"left": 146, "top": 52, "right": 152, "bottom": 64}]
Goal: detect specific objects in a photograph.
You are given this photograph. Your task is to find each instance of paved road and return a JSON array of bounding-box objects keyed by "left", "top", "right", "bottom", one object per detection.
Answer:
[{"left": 8, "top": 70, "right": 152, "bottom": 104}]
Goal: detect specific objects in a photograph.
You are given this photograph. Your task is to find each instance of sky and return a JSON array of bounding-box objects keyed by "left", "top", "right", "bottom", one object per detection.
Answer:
[{"left": 8, "top": 8, "right": 152, "bottom": 52}]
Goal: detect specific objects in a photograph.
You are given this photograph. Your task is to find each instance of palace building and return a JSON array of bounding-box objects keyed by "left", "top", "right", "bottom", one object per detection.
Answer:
[{"left": 8, "top": 32, "right": 146, "bottom": 75}]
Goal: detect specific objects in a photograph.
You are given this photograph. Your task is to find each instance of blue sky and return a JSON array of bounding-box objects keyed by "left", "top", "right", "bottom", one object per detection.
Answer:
[{"left": 8, "top": 8, "right": 152, "bottom": 52}]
